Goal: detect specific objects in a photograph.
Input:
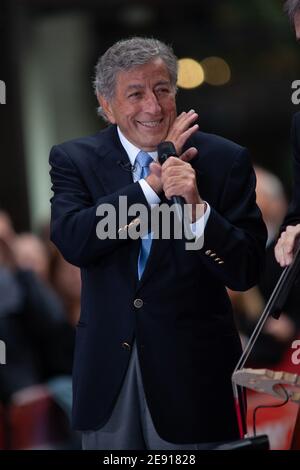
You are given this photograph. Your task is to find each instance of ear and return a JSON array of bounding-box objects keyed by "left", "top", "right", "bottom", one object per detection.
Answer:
[{"left": 97, "top": 94, "right": 116, "bottom": 123}]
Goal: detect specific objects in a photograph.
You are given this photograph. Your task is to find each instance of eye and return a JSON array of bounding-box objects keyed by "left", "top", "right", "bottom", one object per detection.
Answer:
[
  {"left": 128, "top": 91, "right": 142, "bottom": 99},
  {"left": 155, "top": 87, "right": 171, "bottom": 96}
]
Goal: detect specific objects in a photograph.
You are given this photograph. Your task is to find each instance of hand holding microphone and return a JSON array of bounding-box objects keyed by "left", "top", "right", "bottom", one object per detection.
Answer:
[
  {"left": 158, "top": 143, "right": 203, "bottom": 223},
  {"left": 145, "top": 109, "right": 204, "bottom": 223},
  {"left": 146, "top": 108, "right": 199, "bottom": 195},
  {"left": 146, "top": 143, "right": 198, "bottom": 196}
]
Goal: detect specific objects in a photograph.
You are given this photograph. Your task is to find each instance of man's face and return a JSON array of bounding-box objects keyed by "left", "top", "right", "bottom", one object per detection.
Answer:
[
  {"left": 294, "top": 10, "right": 300, "bottom": 40},
  {"left": 99, "top": 58, "right": 177, "bottom": 151}
]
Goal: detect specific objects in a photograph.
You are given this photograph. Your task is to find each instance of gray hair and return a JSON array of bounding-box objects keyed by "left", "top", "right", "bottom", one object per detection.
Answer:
[
  {"left": 93, "top": 37, "right": 178, "bottom": 121},
  {"left": 284, "top": 0, "right": 300, "bottom": 23}
]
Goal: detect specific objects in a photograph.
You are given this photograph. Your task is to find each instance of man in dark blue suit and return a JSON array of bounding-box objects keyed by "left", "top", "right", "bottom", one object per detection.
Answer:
[{"left": 49, "top": 37, "right": 267, "bottom": 449}]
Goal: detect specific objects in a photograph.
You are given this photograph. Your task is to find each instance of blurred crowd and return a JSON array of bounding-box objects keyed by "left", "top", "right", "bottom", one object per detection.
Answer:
[
  {"left": 0, "top": 165, "right": 299, "bottom": 449},
  {"left": 0, "top": 211, "right": 81, "bottom": 448},
  {"left": 228, "top": 165, "right": 300, "bottom": 367}
]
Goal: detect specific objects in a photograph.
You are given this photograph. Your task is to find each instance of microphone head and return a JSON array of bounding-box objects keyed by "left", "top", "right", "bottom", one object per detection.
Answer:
[{"left": 157, "top": 141, "right": 178, "bottom": 164}]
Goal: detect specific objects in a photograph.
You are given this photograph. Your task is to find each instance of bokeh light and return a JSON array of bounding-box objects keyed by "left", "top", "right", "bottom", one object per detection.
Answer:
[
  {"left": 177, "top": 58, "right": 205, "bottom": 89},
  {"left": 201, "top": 57, "right": 231, "bottom": 86}
]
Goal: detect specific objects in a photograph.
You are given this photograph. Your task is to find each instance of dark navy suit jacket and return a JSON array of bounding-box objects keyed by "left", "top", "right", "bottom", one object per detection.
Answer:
[{"left": 49, "top": 125, "right": 267, "bottom": 443}]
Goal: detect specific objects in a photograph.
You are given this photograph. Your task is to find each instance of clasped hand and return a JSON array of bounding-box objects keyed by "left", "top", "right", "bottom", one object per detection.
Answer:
[{"left": 146, "top": 110, "right": 206, "bottom": 221}]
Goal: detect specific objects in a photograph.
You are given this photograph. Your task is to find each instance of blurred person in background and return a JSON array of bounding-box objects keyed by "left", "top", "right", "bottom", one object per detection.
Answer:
[
  {"left": 40, "top": 221, "right": 81, "bottom": 327},
  {"left": 275, "top": 0, "right": 300, "bottom": 266},
  {"left": 286, "top": 0, "right": 300, "bottom": 39},
  {"left": 0, "top": 210, "right": 15, "bottom": 245},
  {"left": 0, "top": 210, "right": 77, "bottom": 446},
  {"left": 49, "top": 249, "right": 81, "bottom": 327},
  {"left": 12, "top": 233, "right": 49, "bottom": 283},
  {"left": 0, "top": 210, "right": 16, "bottom": 269},
  {"left": 50, "top": 37, "right": 267, "bottom": 450},
  {"left": 255, "top": 166, "right": 288, "bottom": 247},
  {"left": 229, "top": 166, "right": 300, "bottom": 366}
]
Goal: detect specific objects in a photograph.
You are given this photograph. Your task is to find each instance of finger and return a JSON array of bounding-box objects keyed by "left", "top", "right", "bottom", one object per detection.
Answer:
[
  {"left": 162, "top": 156, "right": 186, "bottom": 170},
  {"left": 163, "top": 173, "right": 196, "bottom": 195},
  {"left": 163, "top": 167, "right": 194, "bottom": 180},
  {"left": 282, "top": 245, "right": 293, "bottom": 266},
  {"left": 286, "top": 225, "right": 300, "bottom": 247},
  {"left": 274, "top": 240, "right": 284, "bottom": 265},
  {"left": 173, "top": 123, "right": 199, "bottom": 146},
  {"left": 173, "top": 110, "right": 198, "bottom": 127},
  {"left": 280, "top": 237, "right": 292, "bottom": 267},
  {"left": 180, "top": 147, "right": 198, "bottom": 162},
  {"left": 164, "top": 182, "right": 186, "bottom": 200},
  {"left": 179, "top": 110, "right": 198, "bottom": 127},
  {"left": 286, "top": 225, "right": 299, "bottom": 233},
  {"left": 166, "top": 111, "right": 199, "bottom": 153},
  {"left": 284, "top": 254, "right": 293, "bottom": 266},
  {"left": 163, "top": 175, "right": 184, "bottom": 188},
  {"left": 284, "top": 232, "right": 298, "bottom": 254},
  {"left": 275, "top": 234, "right": 290, "bottom": 267},
  {"left": 149, "top": 162, "right": 162, "bottom": 178},
  {"left": 174, "top": 125, "right": 199, "bottom": 151},
  {"left": 278, "top": 234, "right": 294, "bottom": 266}
]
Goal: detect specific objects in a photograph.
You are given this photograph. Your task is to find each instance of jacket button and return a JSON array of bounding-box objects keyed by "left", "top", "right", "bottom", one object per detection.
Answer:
[
  {"left": 122, "top": 342, "right": 131, "bottom": 351},
  {"left": 134, "top": 298, "right": 144, "bottom": 309},
  {"left": 205, "top": 250, "right": 212, "bottom": 255}
]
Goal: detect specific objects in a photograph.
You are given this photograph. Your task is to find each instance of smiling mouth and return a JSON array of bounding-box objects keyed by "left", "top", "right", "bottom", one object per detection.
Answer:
[{"left": 136, "top": 119, "right": 163, "bottom": 128}]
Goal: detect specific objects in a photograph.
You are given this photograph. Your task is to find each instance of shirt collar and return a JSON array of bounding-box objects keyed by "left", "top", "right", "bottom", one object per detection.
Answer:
[{"left": 117, "top": 127, "right": 158, "bottom": 165}]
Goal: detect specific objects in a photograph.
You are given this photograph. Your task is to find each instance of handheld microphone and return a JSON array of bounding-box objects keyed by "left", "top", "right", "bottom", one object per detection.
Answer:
[
  {"left": 157, "top": 141, "right": 185, "bottom": 215},
  {"left": 157, "top": 141, "right": 194, "bottom": 239}
]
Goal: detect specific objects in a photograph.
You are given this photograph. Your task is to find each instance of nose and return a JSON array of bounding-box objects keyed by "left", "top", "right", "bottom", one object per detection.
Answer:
[{"left": 144, "top": 91, "right": 162, "bottom": 114}]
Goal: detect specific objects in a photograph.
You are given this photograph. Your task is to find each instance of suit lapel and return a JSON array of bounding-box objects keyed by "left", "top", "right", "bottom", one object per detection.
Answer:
[
  {"left": 89, "top": 126, "right": 141, "bottom": 286},
  {"left": 90, "top": 125, "right": 133, "bottom": 194}
]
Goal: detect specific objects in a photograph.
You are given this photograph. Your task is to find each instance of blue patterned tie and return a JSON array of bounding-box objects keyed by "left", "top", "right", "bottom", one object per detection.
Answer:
[{"left": 135, "top": 150, "right": 153, "bottom": 279}]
